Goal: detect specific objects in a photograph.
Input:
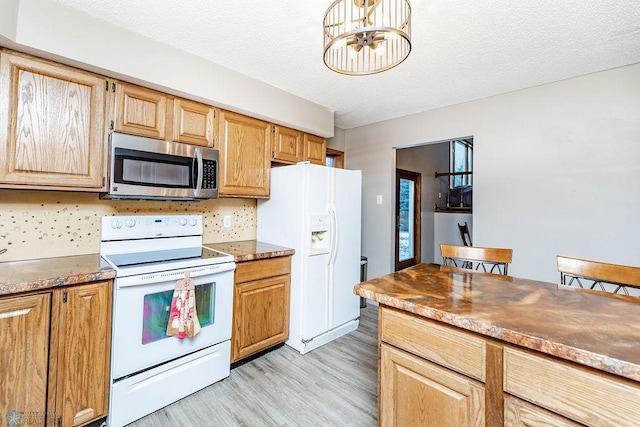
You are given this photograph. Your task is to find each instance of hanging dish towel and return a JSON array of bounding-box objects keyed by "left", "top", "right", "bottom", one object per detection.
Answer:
[{"left": 167, "top": 272, "right": 201, "bottom": 339}]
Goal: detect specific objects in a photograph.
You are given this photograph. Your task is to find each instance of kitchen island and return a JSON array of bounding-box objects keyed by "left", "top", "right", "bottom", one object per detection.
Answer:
[{"left": 354, "top": 262, "right": 640, "bottom": 426}]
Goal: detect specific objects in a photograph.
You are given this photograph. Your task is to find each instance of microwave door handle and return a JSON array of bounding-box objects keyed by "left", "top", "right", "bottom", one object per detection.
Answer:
[{"left": 193, "top": 148, "right": 204, "bottom": 195}]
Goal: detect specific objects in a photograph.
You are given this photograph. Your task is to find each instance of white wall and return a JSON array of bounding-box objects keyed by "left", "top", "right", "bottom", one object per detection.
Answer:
[
  {"left": 396, "top": 143, "right": 450, "bottom": 263},
  {"left": 347, "top": 63, "right": 640, "bottom": 283},
  {"left": 327, "top": 127, "right": 347, "bottom": 152},
  {"left": 434, "top": 213, "right": 473, "bottom": 262},
  {"left": 0, "top": 0, "right": 333, "bottom": 137}
]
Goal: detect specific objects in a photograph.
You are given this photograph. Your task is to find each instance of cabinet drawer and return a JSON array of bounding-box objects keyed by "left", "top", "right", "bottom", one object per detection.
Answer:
[
  {"left": 504, "top": 396, "right": 581, "bottom": 427},
  {"left": 504, "top": 348, "right": 640, "bottom": 426},
  {"left": 380, "top": 307, "right": 486, "bottom": 382},
  {"left": 235, "top": 256, "right": 291, "bottom": 284}
]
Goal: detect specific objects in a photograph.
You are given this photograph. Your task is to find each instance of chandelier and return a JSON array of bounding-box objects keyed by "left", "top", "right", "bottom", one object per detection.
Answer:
[{"left": 323, "top": 0, "right": 412, "bottom": 75}]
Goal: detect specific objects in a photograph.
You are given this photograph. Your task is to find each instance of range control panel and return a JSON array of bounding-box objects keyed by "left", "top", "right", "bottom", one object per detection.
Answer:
[{"left": 101, "top": 215, "right": 203, "bottom": 241}]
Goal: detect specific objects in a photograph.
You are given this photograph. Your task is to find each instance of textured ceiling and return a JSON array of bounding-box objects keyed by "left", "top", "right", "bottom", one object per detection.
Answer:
[{"left": 52, "top": 0, "right": 640, "bottom": 129}]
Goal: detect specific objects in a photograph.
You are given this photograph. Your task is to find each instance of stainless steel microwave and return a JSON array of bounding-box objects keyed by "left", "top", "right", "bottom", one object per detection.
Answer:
[{"left": 102, "top": 132, "right": 218, "bottom": 200}]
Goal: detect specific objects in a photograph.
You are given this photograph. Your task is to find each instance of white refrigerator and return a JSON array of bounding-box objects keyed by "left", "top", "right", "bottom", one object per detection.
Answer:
[{"left": 257, "top": 163, "right": 362, "bottom": 354}]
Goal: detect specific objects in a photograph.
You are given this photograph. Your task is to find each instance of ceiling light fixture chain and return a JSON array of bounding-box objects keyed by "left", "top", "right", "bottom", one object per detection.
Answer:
[{"left": 323, "top": 0, "right": 412, "bottom": 75}]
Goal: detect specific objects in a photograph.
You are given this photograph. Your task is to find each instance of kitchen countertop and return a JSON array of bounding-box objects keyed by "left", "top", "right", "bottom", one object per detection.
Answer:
[
  {"left": 204, "top": 240, "right": 294, "bottom": 262},
  {"left": 0, "top": 254, "right": 116, "bottom": 296},
  {"left": 354, "top": 262, "right": 640, "bottom": 383}
]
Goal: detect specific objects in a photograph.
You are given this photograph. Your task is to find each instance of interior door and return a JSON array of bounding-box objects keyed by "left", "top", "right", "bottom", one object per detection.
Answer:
[{"left": 395, "top": 169, "right": 421, "bottom": 271}]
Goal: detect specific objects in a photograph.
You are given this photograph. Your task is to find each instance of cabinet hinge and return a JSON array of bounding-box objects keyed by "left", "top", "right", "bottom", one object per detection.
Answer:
[
  {"left": 57, "top": 417, "right": 62, "bottom": 427},
  {"left": 271, "top": 125, "right": 275, "bottom": 133},
  {"left": 112, "top": 82, "right": 116, "bottom": 92},
  {"left": 110, "top": 120, "right": 114, "bottom": 131},
  {"left": 102, "top": 177, "right": 106, "bottom": 187},
  {"left": 272, "top": 151, "right": 275, "bottom": 158},
  {"left": 62, "top": 290, "right": 68, "bottom": 303},
  {"left": 105, "top": 81, "right": 109, "bottom": 91}
]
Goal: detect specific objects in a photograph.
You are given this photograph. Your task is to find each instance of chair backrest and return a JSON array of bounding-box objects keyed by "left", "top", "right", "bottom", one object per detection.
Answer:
[
  {"left": 557, "top": 256, "right": 640, "bottom": 296},
  {"left": 440, "top": 244, "right": 513, "bottom": 275},
  {"left": 457, "top": 222, "right": 472, "bottom": 246}
]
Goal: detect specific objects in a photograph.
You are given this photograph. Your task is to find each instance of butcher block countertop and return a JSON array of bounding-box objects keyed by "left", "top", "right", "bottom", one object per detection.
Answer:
[
  {"left": 204, "top": 240, "right": 294, "bottom": 262},
  {"left": 354, "top": 262, "right": 640, "bottom": 383},
  {"left": 0, "top": 254, "right": 116, "bottom": 296}
]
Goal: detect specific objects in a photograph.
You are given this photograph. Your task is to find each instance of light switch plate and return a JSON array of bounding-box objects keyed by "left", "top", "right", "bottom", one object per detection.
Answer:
[
  {"left": 223, "top": 215, "right": 231, "bottom": 227},
  {"left": 376, "top": 195, "right": 383, "bottom": 205}
]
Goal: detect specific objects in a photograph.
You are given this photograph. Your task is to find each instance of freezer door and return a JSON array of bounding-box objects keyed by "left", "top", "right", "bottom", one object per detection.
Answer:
[{"left": 329, "top": 168, "right": 362, "bottom": 329}]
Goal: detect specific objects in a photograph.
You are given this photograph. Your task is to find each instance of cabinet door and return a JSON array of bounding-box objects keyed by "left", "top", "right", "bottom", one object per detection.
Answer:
[
  {"left": 303, "top": 133, "right": 326, "bottom": 165},
  {"left": 0, "top": 50, "right": 107, "bottom": 189},
  {"left": 218, "top": 110, "right": 271, "bottom": 197},
  {"left": 380, "top": 343, "right": 485, "bottom": 427},
  {"left": 0, "top": 293, "right": 51, "bottom": 423},
  {"left": 172, "top": 98, "right": 216, "bottom": 147},
  {"left": 50, "top": 281, "right": 112, "bottom": 427},
  {"left": 272, "top": 125, "right": 302, "bottom": 164},
  {"left": 114, "top": 82, "right": 168, "bottom": 139},
  {"left": 232, "top": 274, "right": 290, "bottom": 362}
]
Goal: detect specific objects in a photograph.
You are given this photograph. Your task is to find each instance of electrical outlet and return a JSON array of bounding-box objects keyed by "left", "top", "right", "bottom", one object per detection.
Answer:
[
  {"left": 376, "top": 195, "right": 383, "bottom": 205},
  {"left": 223, "top": 215, "right": 231, "bottom": 228}
]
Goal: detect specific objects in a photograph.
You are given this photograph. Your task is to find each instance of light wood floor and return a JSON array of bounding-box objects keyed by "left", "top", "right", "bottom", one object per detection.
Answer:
[{"left": 128, "top": 304, "right": 379, "bottom": 427}]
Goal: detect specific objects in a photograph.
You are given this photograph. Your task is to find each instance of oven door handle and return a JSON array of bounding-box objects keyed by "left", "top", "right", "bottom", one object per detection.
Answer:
[{"left": 193, "top": 148, "right": 204, "bottom": 196}]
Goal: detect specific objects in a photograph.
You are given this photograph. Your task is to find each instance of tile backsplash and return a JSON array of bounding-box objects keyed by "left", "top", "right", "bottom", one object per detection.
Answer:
[{"left": 0, "top": 189, "right": 256, "bottom": 262}]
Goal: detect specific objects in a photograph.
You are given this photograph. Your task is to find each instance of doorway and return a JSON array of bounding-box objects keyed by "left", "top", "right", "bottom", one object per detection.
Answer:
[
  {"left": 395, "top": 137, "right": 473, "bottom": 264},
  {"left": 395, "top": 169, "right": 421, "bottom": 271}
]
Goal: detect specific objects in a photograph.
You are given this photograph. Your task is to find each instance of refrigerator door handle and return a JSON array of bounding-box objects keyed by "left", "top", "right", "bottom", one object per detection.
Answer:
[{"left": 329, "top": 206, "right": 338, "bottom": 265}]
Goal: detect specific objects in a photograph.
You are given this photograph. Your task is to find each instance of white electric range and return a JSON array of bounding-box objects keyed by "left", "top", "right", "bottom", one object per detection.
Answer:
[{"left": 100, "top": 214, "right": 235, "bottom": 427}]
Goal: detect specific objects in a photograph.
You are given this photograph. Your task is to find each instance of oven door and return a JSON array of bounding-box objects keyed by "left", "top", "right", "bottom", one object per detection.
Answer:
[{"left": 111, "top": 262, "right": 234, "bottom": 379}]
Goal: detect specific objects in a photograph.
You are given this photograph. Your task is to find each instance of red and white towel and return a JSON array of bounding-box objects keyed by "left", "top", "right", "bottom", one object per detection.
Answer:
[{"left": 167, "top": 272, "right": 201, "bottom": 339}]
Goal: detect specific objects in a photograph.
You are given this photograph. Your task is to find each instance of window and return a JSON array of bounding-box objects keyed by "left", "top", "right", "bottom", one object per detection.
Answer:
[
  {"left": 450, "top": 139, "right": 473, "bottom": 189},
  {"left": 325, "top": 148, "right": 345, "bottom": 168}
]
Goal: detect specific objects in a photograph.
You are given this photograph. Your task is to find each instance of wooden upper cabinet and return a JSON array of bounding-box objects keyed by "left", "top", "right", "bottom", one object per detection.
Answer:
[
  {"left": 272, "top": 125, "right": 302, "bottom": 164},
  {"left": 49, "top": 281, "right": 112, "bottom": 427},
  {"left": 172, "top": 98, "right": 217, "bottom": 147},
  {"left": 303, "top": 133, "right": 327, "bottom": 165},
  {"left": 0, "top": 50, "right": 107, "bottom": 190},
  {"left": 218, "top": 110, "right": 271, "bottom": 198},
  {"left": 0, "top": 293, "right": 51, "bottom": 422},
  {"left": 114, "top": 82, "right": 168, "bottom": 139}
]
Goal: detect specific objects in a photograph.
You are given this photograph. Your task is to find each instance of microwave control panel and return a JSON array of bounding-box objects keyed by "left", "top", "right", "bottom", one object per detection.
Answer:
[{"left": 202, "top": 159, "right": 217, "bottom": 189}]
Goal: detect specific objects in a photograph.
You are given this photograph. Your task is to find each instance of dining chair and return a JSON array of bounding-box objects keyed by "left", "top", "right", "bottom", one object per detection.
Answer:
[
  {"left": 440, "top": 244, "right": 513, "bottom": 275},
  {"left": 557, "top": 256, "right": 640, "bottom": 296},
  {"left": 457, "top": 222, "right": 472, "bottom": 246}
]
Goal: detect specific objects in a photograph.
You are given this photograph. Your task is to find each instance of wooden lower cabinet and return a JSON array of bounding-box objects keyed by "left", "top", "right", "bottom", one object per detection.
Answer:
[
  {"left": 379, "top": 306, "right": 640, "bottom": 426},
  {"left": 0, "top": 293, "right": 51, "bottom": 422},
  {"left": 380, "top": 343, "right": 485, "bottom": 427},
  {"left": 232, "top": 256, "right": 291, "bottom": 362},
  {"left": 50, "top": 281, "right": 112, "bottom": 427},
  {"left": 0, "top": 281, "right": 112, "bottom": 427}
]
